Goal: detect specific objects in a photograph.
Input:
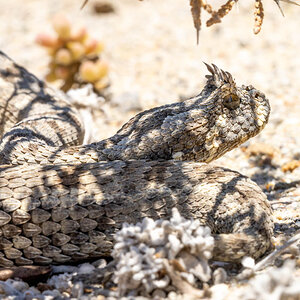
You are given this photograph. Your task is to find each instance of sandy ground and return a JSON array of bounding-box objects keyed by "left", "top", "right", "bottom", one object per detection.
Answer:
[{"left": 0, "top": 0, "right": 299, "bottom": 298}]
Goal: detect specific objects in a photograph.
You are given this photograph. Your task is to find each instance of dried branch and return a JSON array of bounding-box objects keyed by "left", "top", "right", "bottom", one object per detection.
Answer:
[
  {"left": 81, "top": 0, "right": 300, "bottom": 39},
  {"left": 190, "top": 0, "right": 201, "bottom": 43},
  {"left": 81, "top": 0, "right": 89, "bottom": 10},
  {"left": 253, "top": 0, "right": 264, "bottom": 34},
  {"left": 274, "top": 0, "right": 300, "bottom": 16},
  {"left": 206, "top": 0, "right": 236, "bottom": 27}
]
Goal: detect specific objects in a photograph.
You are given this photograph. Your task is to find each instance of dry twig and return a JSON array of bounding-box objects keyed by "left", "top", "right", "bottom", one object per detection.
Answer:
[
  {"left": 80, "top": 0, "right": 299, "bottom": 39},
  {"left": 206, "top": 0, "right": 236, "bottom": 27},
  {"left": 190, "top": 0, "right": 202, "bottom": 44},
  {"left": 253, "top": 0, "right": 264, "bottom": 34}
]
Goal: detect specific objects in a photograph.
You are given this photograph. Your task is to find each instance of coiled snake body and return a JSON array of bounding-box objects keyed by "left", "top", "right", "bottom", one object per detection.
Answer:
[{"left": 0, "top": 52, "right": 273, "bottom": 266}]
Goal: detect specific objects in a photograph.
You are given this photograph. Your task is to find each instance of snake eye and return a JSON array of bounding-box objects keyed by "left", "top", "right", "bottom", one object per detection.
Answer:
[
  {"left": 253, "top": 90, "right": 265, "bottom": 99},
  {"left": 223, "top": 94, "right": 240, "bottom": 110}
]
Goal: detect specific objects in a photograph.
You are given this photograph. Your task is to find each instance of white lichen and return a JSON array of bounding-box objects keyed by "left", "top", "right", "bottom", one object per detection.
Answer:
[
  {"left": 47, "top": 273, "right": 73, "bottom": 292},
  {"left": 238, "top": 260, "right": 300, "bottom": 300},
  {"left": 67, "top": 84, "right": 105, "bottom": 144},
  {"left": 112, "top": 208, "right": 215, "bottom": 297}
]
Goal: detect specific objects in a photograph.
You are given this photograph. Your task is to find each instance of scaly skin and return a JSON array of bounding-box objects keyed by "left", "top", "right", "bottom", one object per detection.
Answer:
[
  {"left": 0, "top": 51, "right": 273, "bottom": 266},
  {"left": 0, "top": 57, "right": 269, "bottom": 166}
]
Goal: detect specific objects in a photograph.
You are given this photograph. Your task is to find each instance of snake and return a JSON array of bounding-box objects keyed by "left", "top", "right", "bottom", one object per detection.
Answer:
[{"left": 0, "top": 51, "right": 273, "bottom": 266}]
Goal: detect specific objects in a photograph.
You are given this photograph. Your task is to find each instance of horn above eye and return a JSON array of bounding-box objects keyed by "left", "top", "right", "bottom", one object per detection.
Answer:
[{"left": 223, "top": 94, "right": 240, "bottom": 110}]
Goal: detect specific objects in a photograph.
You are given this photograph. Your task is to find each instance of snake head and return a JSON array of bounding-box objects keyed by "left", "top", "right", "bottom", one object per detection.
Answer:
[
  {"left": 162, "top": 63, "right": 271, "bottom": 163},
  {"left": 191, "top": 63, "right": 271, "bottom": 162},
  {"left": 111, "top": 64, "right": 270, "bottom": 163}
]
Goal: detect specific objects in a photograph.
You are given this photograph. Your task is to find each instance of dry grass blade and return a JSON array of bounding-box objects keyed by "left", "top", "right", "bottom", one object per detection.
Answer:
[
  {"left": 253, "top": 0, "right": 264, "bottom": 34},
  {"left": 206, "top": 0, "right": 237, "bottom": 27},
  {"left": 280, "top": 0, "right": 300, "bottom": 5},
  {"left": 190, "top": 0, "right": 202, "bottom": 44},
  {"left": 273, "top": 0, "right": 286, "bottom": 15},
  {"left": 253, "top": 231, "right": 300, "bottom": 271},
  {"left": 81, "top": 0, "right": 299, "bottom": 40},
  {"left": 274, "top": 0, "right": 300, "bottom": 16},
  {"left": 81, "top": 0, "right": 89, "bottom": 10},
  {"left": 163, "top": 259, "right": 205, "bottom": 298}
]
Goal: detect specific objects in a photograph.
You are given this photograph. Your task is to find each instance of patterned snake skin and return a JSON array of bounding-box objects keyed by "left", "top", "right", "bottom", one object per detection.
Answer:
[{"left": 0, "top": 52, "right": 273, "bottom": 266}]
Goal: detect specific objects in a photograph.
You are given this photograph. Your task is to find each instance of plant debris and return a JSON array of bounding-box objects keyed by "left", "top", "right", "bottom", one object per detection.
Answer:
[{"left": 81, "top": 0, "right": 300, "bottom": 41}]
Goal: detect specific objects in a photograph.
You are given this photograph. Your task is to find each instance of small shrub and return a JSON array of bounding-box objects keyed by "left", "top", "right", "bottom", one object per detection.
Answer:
[{"left": 36, "top": 14, "right": 109, "bottom": 93}]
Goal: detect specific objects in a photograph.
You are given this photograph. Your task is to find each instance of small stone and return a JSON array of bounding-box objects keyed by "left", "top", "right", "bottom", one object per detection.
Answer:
[{"left": 212, "top": 268, "right": 227, "bottom": 284}]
